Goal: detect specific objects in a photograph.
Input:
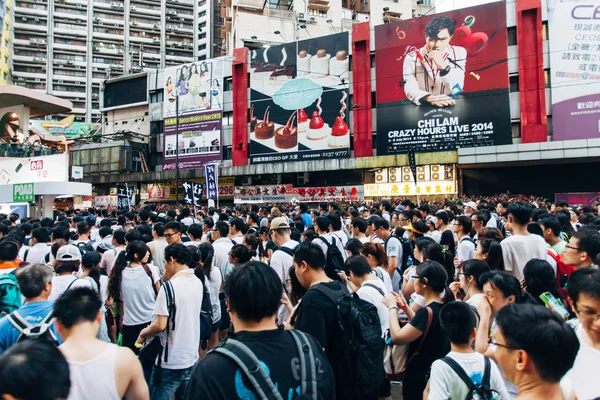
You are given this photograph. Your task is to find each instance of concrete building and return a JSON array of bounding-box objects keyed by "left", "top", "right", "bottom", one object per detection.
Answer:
[
  {"left": 10, "top": 0, "right": 214, "bottom": 123},
  {"left": 0, "top": 0, "right": 11, "bottom": 84}
]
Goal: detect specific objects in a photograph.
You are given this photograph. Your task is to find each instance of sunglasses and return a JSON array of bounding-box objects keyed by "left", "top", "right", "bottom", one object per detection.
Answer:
[{"left": 164, "top": 232, "right": 180, "bottom": 238}]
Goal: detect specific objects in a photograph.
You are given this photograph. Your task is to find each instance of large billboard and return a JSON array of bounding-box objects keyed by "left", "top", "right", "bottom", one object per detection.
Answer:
[
  {"left": 0, "top": 154, "right": 68, "bottom": 184},
  {"left": 163, "top": 58, "right": 224, "bottom": 170},
  {"left": 249, "top": 32, "right": 350, "bottom": 164},
  {"left": 30, "top": 116, "right": 101, "bottom": 140},
  {"left": 549, "top": 1, "right": 600, "bottom": 140},
  {"left": 374, "top": 1, "right": 512, "bottom": 155}
]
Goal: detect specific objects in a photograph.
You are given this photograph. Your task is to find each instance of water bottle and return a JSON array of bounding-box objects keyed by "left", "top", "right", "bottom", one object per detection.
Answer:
[{"left": 406, "top": 256, "right": 413, "bottom": 268}]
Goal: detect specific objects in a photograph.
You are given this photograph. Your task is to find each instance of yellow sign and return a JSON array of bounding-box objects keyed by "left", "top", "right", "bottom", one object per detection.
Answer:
[{"left": 364, "top": 182, "right": 457, "bottom": 197}]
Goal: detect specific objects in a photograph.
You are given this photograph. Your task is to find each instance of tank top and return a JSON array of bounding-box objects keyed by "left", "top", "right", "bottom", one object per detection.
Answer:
[
  {"left": 152, "top": 240, "right": 169, "bottom": 275},
  {"left": 67, "top": 343, "right": 120, "bottom": 400}
]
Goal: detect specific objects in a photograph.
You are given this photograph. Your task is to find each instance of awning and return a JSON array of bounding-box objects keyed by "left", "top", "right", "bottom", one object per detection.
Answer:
[
  {"left": 0, "top": 85, "right": 73, "bottom": 117},
  {"left": 0, "top": 181, "right": 92, "bottom": 203}
]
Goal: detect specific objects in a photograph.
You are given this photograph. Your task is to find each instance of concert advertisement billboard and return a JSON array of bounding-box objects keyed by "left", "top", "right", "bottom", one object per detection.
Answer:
[{"left": 374, "top": 1, "right": 512, "bottom": 155}]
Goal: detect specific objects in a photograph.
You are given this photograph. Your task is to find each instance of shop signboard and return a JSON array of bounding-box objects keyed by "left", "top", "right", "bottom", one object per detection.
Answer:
[
  {"left": 94, "top": 196, "right": 118, "bottom": 207},
  {"left": 145, "top": 177, "right": 234, "bottom": 200},
  {"left": 548, "top": 1, "right": 600, "bottom": 140},
  {"left": 249, "top": 32, "right": 350, "bottom": 163},
  {"left": 364, "top": 181, "right": 457, "bottom": 197},
  {"left": 0, "top": 154, "right": 68, "bottom": 184},
  {"left": 163, "top": 57, "right": 225, "bottom": 170},
  {"left": 292, "top": 186, "right": 363, "bottom": 203},
  {"left": 374, "top": 1, "right": 512, "bottom": 155},
  {"left": 234, "top": 184, "right": 293, "bottom": 203},
  {"left": 13, "top": 183, "right": 34, "bottom": 203}
]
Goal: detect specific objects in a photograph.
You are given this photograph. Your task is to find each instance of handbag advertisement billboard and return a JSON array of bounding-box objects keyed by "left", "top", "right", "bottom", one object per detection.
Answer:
[
  {"left": 549, "top": 0, "right": 600, "bottom": 140},
  {"left": 249, "top": 32, "right": 350, "bottom": 164},
  {"left": 163, "top": 57, "right": 224, "bottom": 170},
  {"left": 374, "top": 1, "right": 512, "bottom": 155},
  {"left": 0, "top": 154, "right": 68, "bottom": 184}
]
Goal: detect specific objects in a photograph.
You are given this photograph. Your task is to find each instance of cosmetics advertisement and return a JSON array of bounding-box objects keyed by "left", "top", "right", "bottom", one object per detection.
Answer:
[
  {"left": 374, "top": 1, "right": 512, "bottom": 155},
  {"left": 163, "top": 57, "right": 225, "bottom": 170},
  {"left": 249, "top": 32, "right": 350, "bottom": 164}
]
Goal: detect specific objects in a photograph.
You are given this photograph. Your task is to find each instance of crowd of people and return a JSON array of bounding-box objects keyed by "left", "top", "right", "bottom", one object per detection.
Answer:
[
  {"left": 0, "top": 197, "right": 598, "bottom": 400},
  {"left": 0, "top": 139, "right": 61, "bottom": 158}
]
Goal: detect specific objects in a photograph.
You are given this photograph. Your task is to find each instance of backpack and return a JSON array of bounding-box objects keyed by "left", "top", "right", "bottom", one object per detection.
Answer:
[
  {"left": 5, "top": 310, "right": 60, "bottom": 346},
  {"left": 313, "top": 284, "right": 384, "bottom": 400},
  {"left": 199, "top": 282, "right": 214, "bottom": 350},
  {"left": 213, "top": 330, "right": 318, "bottom": 400},
  {"left": 314, "top": 236, "right": 345, "bottom": 279},
  {"left": 139, "top": 281, "right": 176, "bottom": 369},
  {"left": 440, "top": 356, "right": 498, "bottom": 400},
  {"left": 547, "top": 249, "right": 575, "bottom": 303},
  {"left": 0, "top": 273, "right": 22, "bottom": 317},
  {"left": 385, "top": 236, "right": 413, "bottom": 276},
  {"left": 75, "top": 240, "right": 96, "bottom": 255}
]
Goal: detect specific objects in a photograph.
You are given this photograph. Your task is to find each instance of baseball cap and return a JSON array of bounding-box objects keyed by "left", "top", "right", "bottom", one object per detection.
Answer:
[
  {"left": 405, "top": 223, "right": 427, "bottom": 235},
  {"left": 426, "top": 215, "right": 438, "bottom": 225},
  {"left": 270, "top": 217, "right": 290, "bottom": 230},
  {"left": 158, "top": 213, "right": 166, "bottom": 218},
  {"left": 56, "top": 245, "right": 82, "bottom": 262},
  {"left": 395, "top": 205, "right": 406, "bottom": 212},
  {"left": 82, "top": 251, "right": 101, "bottom": 265},
  {"left": 465, "top": 202, "right": 477, "bottom": 210}
]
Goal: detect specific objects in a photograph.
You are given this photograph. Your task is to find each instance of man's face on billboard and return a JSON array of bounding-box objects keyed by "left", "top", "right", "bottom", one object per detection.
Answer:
[{"left": 426, "top": 28, "right": 451, "bottom": 53}]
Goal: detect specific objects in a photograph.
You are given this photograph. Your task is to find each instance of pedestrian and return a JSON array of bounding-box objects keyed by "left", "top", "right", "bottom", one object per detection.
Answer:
[
  {"left": 198, "top": 242, "right": 222, "bottom": 352},
  {"left": 453, "top": 216, "right": 475, "bottom": 263},
  {"left": 49, "top": 245, "right": 94, "bottom": 302},
  {"left": 147, "top": 223, "right": 169, "bottom": 276}
]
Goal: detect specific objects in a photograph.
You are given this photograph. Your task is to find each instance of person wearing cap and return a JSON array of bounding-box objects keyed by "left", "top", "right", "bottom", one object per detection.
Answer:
[
  {"left": 48, "top": 245, "right": 94, "bottom": 302},
  {"left": 424, "top": 215, "right": 441, "bottom": 243},
  {"left": 464, "top": 202, "right": 477, "bottom": 217},
  {"left": 269, "top": 217, "right": 300, "bottom": 323}
]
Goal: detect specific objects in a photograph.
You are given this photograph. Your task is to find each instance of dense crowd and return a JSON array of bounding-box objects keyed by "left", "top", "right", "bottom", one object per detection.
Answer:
[{"left": 0, "top": 198, "right": 598, "bottom": 400}]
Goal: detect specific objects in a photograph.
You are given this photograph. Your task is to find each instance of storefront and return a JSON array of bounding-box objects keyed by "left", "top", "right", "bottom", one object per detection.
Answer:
[{"left": 140, "top": 177, "right": 235, "bottom": 203}]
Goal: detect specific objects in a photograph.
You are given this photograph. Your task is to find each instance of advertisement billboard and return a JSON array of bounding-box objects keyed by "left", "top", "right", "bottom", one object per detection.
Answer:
[
  {"left": 163, "top": 58, "right": 225, "bottom": 170},
  {"left": 549, "top": 1, "right": 600, "bottom": 140},
  {"left": 374, "top": 1, "right": 512, "bottom": 155},
  {"left": 0, "top": 154, "right": 68, "bottom": 184},
  {"left": 30, "top": 116, "right": 101, "bottom": 139},
  {"left": 233, "top": 185, "right": 363, "bottom": 203},
  {"left": 249, "top": 32, "right": 350, "bottom": 164}
]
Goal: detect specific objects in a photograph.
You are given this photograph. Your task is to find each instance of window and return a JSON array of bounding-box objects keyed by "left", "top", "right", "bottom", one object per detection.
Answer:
[
  {"left": 507, "top": 27, "right": 517, "bottom": 46},
  {"left": 542, "top": 21, "right": 548, "bottom": 41},
  {"left": 544, "top": 69, "right": 550, "bottom": 88},
  {"left": 199, "top": 44, "right": 206, "bottom": 50},
  {"left": 199, "top": 10, "right": 206, "bottom": 17},
  {"left": 150, "top": 121, "right": 163, "bottom": 134},
  {"left": 2, "top": 72, "right": 6, "bottom": 81},
  {"left": 4, "top": 39, "right": 7, "bottom": 47},
  {"left": 150, "top": 90, "right": 164, "bottom": 103},
  {"left": 199, "top": 33, "right": 206, "bottom": 39},
  {"left": 3, "top": 56, "right": 7, "bottom": 64},
  {"left": 224, "top": 77, "right": 232, "bottom": 91},
  {"left": 319, "top": 10, "right": 327, "bottom": 17},
  {"left": 509, "top": 75, "right": 519, "bottom": 92},
  {"left": 309, "top": 8, "right": 317, "bottom": 16}
]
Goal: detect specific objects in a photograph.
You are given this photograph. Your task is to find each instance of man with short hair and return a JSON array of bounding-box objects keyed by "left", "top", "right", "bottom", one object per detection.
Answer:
[
  {"left": 496, "top": 201, "right": 508, "bottom": 217},
  {"left": 148, "top": 222, "right": 169, "bottom": 276},
  {"left": 186, "top": 262, "right": 335, "bottom": 399},
  {"left": 138, "top": 243, "right": 203, "bottom": 400},
  {"left": 164, "top": 221, "right": 183, "bottom": 246},
  {"left": 453, "top": 216, "right": 475, "bottom": 262},
  {"left": 100, "top": 229, "right": 126, "bottom": 277},
  {"left": 212, "top": 221, "right": 234, "bottom": 278},
  {"left": 184, "top": 224, "right": 203, "bottom": 247},
  {"left": 352, "top": 217, "right": 369, "bottom": 243},
  {"left": 72, "top": 221, "right": 94, "bottom": 246},
  {"left": 563, "top": 228, "right": 600, "bottom": 269},
  {"left": 55, "top": 288, "right": 149, "bottom": 400},
  {"left": 501, "top": 203, "right": 548, "bottom": 280},
  {"left": 269, "top": 217, "right": 299, "bottom": 323},
  {"left": 328, "top": 214, "right": 348, "bottom": 261},
  {"left": 380, "top": 201, "right": 393, "bottom": 222},
  {"left": 0, "top": 264, "right": 60, "bottom": 354},
  {"left": 312, "top": 215, "right": 333, "bottom": 258},
  {"left": 200, "top": 218, "right": 214, "bottom": 243},
  {"left": 565, "top": 268, "right": 600, "bottom": 399},
  {"left": 298, "top": 203, "right": 312, "bottom": 230},
  {"left": 418, "top": 204, "right": 432, "bottom": 220},
  {"left": 435, "top": 210, "right": 456, "bottom": 253},
  {"left": 539, "top": 216, "right": 567, "bottom": 255},
  {"left": 372, "top": 217, "right": 403, "bottom": 291},
  {"left": 470, "top": 211, "right": 489, "bottom": 242},
  {"left": 18, "top": 227, "right": 51, "bottom": 264},
  {"left": 0, "top": 239, "right": 21, "bottom": 274},
  {"left": 493, "top": 304, "right": 579, "bottom": 399},
  {"left": 180, "top": 208, "right": 195, "bottom": 227},
  {"left": 428, "top": 302, "right": 508, "bottom": 400},
  {"left": 229, "top": 217, "right": 246, "bottom": 244}
]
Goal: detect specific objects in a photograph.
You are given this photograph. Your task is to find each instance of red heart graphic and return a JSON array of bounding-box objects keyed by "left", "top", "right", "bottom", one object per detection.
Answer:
[{"left": 451, "top": 27, "right": 489, "bottom": 56}]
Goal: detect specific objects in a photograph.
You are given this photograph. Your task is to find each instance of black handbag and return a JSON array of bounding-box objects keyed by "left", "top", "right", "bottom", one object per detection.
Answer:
[{"left": 138, "top": 336, "right": 162, "bottom": 363}]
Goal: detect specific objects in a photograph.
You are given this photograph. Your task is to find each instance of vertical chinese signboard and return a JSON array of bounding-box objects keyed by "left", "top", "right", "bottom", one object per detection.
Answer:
[
  {"left": 163, "top": 58, "right": 224, "bottom": 170},
  {"left": 549, "top": 1, "right": 600, "bottom": 140},
  {"left": 249, "top": 32, "right": 350, "bottom": 163},
  {"left": 374, "top": 2, "right": 512, "bottom": 154}
]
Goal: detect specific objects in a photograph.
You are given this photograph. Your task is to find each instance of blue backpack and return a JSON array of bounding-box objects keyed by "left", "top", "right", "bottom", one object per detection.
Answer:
[{"left": 0, "top": 273, "right": 22, "bottom": 317}]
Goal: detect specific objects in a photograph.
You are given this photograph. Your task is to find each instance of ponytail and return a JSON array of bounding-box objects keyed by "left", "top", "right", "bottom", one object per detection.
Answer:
[
  {"left": 108, "top": 250, "right": 127, "bottom": 301},
  {"left": 375, "top": 243, "right": 389, "bottom": 270}
]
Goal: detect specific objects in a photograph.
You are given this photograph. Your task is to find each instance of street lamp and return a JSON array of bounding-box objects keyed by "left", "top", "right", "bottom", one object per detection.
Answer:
[{"left": 168, "top": 92, "right": 180, "bottom": 205}]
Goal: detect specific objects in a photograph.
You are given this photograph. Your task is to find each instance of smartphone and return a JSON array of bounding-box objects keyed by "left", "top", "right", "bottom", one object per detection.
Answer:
[{"left": 540, "top": 292, "right": 570, "bottom": 320}]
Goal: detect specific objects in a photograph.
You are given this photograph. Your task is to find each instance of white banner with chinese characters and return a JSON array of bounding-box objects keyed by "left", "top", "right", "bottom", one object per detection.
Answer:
[
  {"left": 292, "top": 186, "right": 363, "bottom": 203},
  {"left": 364, "top": 181, "right": 457, "bottom": 197},
  {"left": 234, "top": 185, "right": 293, "bottom": 203},
  {"left": 0, "top": 154, "right": 68, "bottom": 184}
]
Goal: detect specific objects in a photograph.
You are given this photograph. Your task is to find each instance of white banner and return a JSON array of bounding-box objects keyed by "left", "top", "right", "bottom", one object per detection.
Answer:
[{"left": 0, "top": 154, "right": 68, "bottom": 184}]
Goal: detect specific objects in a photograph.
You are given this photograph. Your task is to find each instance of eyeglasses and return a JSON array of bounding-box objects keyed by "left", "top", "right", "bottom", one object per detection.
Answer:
[
  {"left": 471, "top": 219, "right": 480, "bottom": 223},
  {"left": 456, "top": 272, "right": 471, "bottom": 277},
  {"left": 411, "top": 275, "right": 423, "bottom": 280},
  {"left": 164, "top": 232, "right": 180, "bottom": 238},
  {"left": 488, "top": 338, "right": 516, "bottom": 350},
  {"left": 576, "top": 308, "right": 600, "bottom": 322},
  {"left": 565, "top": 244, "right": 582, "bottom": 251}
]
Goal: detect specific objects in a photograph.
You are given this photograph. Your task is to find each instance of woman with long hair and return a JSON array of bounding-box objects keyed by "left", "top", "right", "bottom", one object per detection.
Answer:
[
  {"left": 383, "top": 261, "right": 454, "bottom": 399},
  {"left": 360, "top": 242, "right": 392, "bottom": 292},
  {"left": 243, "top": 234, "right": 260, "bottom": 262},
  {"left": 473, "top": 239, "right": 505, "bottom": 271},
  {"left": 79, "top": 251, "right": 110, "bottom": 342},
  {"left": 345, "top": 238, "right": 362, "bottom": 257},
  {"left": 198, "top": 242, "right": 222, "bottom": 351},
  {"left": 402, "top": 237, "right": 435, "bottom": 298},
  {"left": 107, "top": 240, "right": 160, "bottom": 352},
  {"left": 522, "top": 258, "right": 565, "bottom": 306},
  {"left": 452, "top": 259, "right": 490, "bottom": 307},
  {"left": 259, "top": 226, "right": 274, "bottom": 263},
  {"left": 186, "top": 63, "right": 202, "bottom": 109}
]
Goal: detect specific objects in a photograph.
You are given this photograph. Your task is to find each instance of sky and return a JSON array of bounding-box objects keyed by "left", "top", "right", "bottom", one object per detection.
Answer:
[{"left": 433, "top": 0, "right": 502, "bottom": 13}]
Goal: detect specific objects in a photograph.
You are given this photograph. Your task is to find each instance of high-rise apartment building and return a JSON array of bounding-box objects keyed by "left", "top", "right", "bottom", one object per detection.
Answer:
[
  {"left": 11, "top": 0, "right": 212, "bottom": 123},
  {"left": 0, "top": 0, "right": 11, "bottom": 84}
]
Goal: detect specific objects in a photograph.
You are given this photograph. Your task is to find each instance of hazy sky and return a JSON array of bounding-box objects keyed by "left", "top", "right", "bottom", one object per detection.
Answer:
[{"left": 434, "top": 0, "right": 502, "bottom": 13}]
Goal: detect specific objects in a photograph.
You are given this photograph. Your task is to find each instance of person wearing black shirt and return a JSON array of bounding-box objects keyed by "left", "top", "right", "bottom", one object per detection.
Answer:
[
  {"left": 185, "top": 261, "right": 334, "bottom": 400},
  {"left": 383, "top": 260, "right": 453, "bottom": 400}
]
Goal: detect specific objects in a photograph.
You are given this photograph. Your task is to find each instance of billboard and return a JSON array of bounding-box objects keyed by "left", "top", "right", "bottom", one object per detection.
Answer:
[
  {"left": 0, "top": 154, "right": 68, "bottom": 184},
  {"left": 30, "top": 116, "right": 101, "bottom": 139},
  {"left": 374, "top": 1, "right": 512, "bottom": 155},
  {"left": 163, "top": 58, "right": 225, "bottom": 170},
  {"left": 549, "top": 1, "right": 600, "bottom": 140},
  {"left": 249, "top": 32, "right": 350, "bottom": 164}
]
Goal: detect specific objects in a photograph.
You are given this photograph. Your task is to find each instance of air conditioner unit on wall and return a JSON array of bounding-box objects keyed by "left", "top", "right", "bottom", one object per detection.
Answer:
[{"left": 241, "top": 176, "right": 252, "bottom": 186}]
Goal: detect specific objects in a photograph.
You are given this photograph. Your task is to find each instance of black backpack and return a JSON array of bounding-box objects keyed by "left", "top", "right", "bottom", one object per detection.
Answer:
[
  {"left": 199, "top": 282, "right": 214, "bottom": 350},
  {"left": 314, "top": 236, "right": 345, "bottom": 280},
  {"left": 213, "top": 330, "right": 318, "bottom": 400},
  {"left": 5, "top": 310, "right": 60, "bottom": 347},
  {"left": 384, "top": 235, "right": 414, "bottom": 276},
  {"left": 313, "top": 284, "right": 384, "bottom": 400},
  {"left": 441, "top": 356, "right": 498, "bottom": 400},
  {"left": 75, "top": 240, "right": 96, "bottom": 255}
]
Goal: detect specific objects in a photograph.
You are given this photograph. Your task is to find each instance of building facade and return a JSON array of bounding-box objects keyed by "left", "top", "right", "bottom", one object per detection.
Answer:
[
  {"left": 0, "top": 0, "right": 11, "bottom": 84},
  {"left": 10, "top": 0, "right": 213, "bottom": 123}
]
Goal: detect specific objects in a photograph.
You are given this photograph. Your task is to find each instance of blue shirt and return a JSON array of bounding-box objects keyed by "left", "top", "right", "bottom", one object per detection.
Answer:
[
  {"left": 0, "top": 301, "right": 61, "bottom": 355},
  {"left": 301, "top": 212, "right": 313, "bottom": 230}
]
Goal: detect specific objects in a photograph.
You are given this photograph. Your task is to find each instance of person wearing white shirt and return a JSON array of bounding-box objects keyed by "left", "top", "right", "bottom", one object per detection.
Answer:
[
  {"left": 269, "top": 217, "right": 300, "bottom": 323},
  {"left": 453, "top": 216, "right": 475, "bottom": 263},
  {"left": 312, "top": 216, "right": 334, "bottom": 259},
  {"left": 328, "top": 215, "right": 348, "bottom": 262},
  {"left": 49, "top": 245, "right": 94, "bottom": 302},
  {"left": 229, "top": 217, "right": 246, "bottom": 244},
  {"left": 183, "top": 223, "right": 202, "bottom": 248},
  {"left": 138, "top": 243, "right": 203, "bottom": 400},
  {"left": 211, "top": 221, "right": 235, "bottom": 278},
  {"left": 351, "top": 217, "right": 370, "bottom": 243},
  {"left": 19, "top": 227, "right": 51, "bottom": 264}
]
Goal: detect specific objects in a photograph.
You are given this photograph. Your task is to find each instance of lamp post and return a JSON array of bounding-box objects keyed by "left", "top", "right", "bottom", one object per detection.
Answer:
[{"left": 168, "top": 93, "right": 180, "bottom": 205}]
